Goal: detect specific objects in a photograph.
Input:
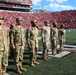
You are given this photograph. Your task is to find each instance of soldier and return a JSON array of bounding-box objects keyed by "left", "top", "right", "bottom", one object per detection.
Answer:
[
  {"left": 27, "top": 20, "right": 39, "bottom": 67},
  {"left": 0, "top": 16, "right": 9, "bottom": 75},
  {"left": 10, "top": 17, "right": 26, "bottom": 74},
  {"left": 51, "top": 22, "right": 58, "bottom": 55},
  {"left": 9, "top": 24, "right": 16, "bottom": 57},
  {"left": 41, "top": 20, "right": 51, "bottom": 60},
  {"left": 59, "top": 24, "right": 66, "bottom": 52}
]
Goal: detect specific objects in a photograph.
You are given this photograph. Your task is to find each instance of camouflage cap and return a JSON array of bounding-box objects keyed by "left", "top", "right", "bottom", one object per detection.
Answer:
[
  {"left": 53, "top": 22, "right": 57, "bottom": 27},
  {"left": 44, "top": 20, "right": 49, "bottom": 23},
  {"left": 60, "top": 24, "right": 65, "bottom": 28},
  {"left": 31, "top": 20, "right": 37, "bottom": 22},
  {"left": 31, "top": 20, "right": 37, "bottom": 24},
  {"left": 16, "top": 17, "right": 22, "bottom": 21},
  {"left": 0, "top": 16, "right": 4, "bottom": 20},
  {"left": 10, "top": 24, "right": 15, "bottom": 29}
]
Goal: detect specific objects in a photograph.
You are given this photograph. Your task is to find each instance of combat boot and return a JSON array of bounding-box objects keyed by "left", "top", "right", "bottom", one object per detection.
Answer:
[
  {"left": 52, "top": 52, "right": 57, "bottom": 56},
  {"left": 16, "top": 67, "right": 22, "bottom": 74},
  {"left": 34, "top": 61, "right": 40, "bottom": 65},
  {"left": 19, "top": 67, "right": 27, "bottom": 71},
  {"left": 46, "top": 56, "right": 50, "bottom": 59},
  {"left": 31, "top": 63, "right": 35, "bottom": 67},
  {"left": 61, "top": 49, "right": 64, "bottom": 52},
  {"left": 43, "top": 57, "right": 48, "bottom": 60},
  {"left": 2, "top": 72, "right": 5, "bottom": 75}
]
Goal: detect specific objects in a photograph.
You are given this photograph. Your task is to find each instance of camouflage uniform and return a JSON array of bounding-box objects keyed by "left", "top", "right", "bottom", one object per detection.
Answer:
[
  {"left": 59, "top": 24, "right": 66, "bottom": 52},
  {"left": 27, "top": 20, "right": 39, "bottom": 67},
  {"left": 10, "top": 18, "right": 26, "bottom": 74},
  {"left": 9, "top": 24, "right": 15, "bottom": 57},
  {"left": 51, "top": 22, "right": 58, "bottom": 55},
  {"left": 0, "top": 16, "right": 9, "bottom": 75},
  {"left": 41, "top": 21, "right": 51, "bottom": 60}
]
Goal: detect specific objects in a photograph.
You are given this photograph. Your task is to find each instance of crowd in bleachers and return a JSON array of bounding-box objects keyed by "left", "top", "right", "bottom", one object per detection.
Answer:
[{"left": 0, "top": 10, "right": 76, "bottom": 28}]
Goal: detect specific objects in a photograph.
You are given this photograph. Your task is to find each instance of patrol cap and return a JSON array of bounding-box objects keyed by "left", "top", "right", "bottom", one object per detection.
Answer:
[
  {"left": 44, "top": 20, "right": 49, "bottom": 23},
  {"left": 0, "top": 16, "right": 4, "bottom": 20},
  {"left": 31, "top": 20, "right": 37, "bottom": 23},
  {"left": 16, "top": 17, "right": 22, "bottom": 21},
  {"left": 10, "top": 24, "right": 15, "bottom": 29},
  {"left": 11, "top": 24, "right": 15, "bottom": 26},
  {"left": 60, "top": 24, "right": 65, "bottom": 28},
  {"left": 53, "top": 22, "right": 57, "bottom": 27},
  {"left": 31, "top": 20, "right": 37, "bottom": 24}
]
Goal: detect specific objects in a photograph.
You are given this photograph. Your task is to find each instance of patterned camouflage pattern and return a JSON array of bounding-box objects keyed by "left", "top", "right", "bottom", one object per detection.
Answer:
[
  {"left": 27, "top": 26, "right": 39, "bottom": 65},
  {"left": 0, "top": 25, "right": 9, "bottom": 74},
  {"left": 41, "top": 26, "right": 51, "bottom": 59},
  {"left": 59, "top": 29, "right": 66, "bottom": 52},
  {"left": 51, "top": 27, "right": 58, "bottom": 55},
  {"left": 10, "top": 25, "right": 25, "bottom": 69}
]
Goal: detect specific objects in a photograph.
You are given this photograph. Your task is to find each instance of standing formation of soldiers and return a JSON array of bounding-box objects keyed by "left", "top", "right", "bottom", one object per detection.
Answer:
[{"left": 0, "top": 16, "right": 66, "bottom": 75}]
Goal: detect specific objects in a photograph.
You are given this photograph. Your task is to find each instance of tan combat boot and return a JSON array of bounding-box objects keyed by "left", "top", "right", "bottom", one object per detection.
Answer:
[
  {"left": 43, "top": 56, "right": 48, "bottom": 60},
  {"left": 34, "top": 61, "right": 40, "bottom": 65},
  {"left": 2, "top": 72, "right": 5, "bottom": 75},
  {"left": 52, "top": 52, "right": 57, "bottom": 56},
  {"left": 30, "top": 60, "right": 35, "bottom": 67},
  {"left": 31, "top": 63, "right": 35, "bottom": 67},
  {"left": 20, "top": 67, "right": 27, "bottom": 71},
  {"left": 43, "top": 54, "right": 48, "bottom": 60},
  {"left": 46, "top": 56, "right": 50, "bottom": 59},
  {"left": 61, "top": 49, "right": 64, "bottom": 52},
  {"left": 16, "top": 67, "right": 22, "bottom": 74}
]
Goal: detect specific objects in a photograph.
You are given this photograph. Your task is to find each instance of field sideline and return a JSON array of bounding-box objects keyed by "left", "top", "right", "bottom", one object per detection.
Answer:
[{"left": 7, "top": 29, "right": 76, "bottom": 75}]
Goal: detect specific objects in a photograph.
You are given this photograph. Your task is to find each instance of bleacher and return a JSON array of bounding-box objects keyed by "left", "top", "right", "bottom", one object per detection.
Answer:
[{"left": 0, "top": 10, "right": 76, "bottom": 28}]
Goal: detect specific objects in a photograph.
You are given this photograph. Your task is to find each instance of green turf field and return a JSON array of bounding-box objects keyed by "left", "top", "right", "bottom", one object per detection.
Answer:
[{"left": 7, "top": 29, "right": 76, "bottom": 75}]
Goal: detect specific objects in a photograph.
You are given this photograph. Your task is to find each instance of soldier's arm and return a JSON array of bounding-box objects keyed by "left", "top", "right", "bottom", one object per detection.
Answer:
[
  {"left": 58, "top": 29, "right": 61, "bottom": 40},
  {"left": 64, "top": 29, "right": 66, "bottom": 38},
  {"left": 51, "top": 28, "right": 53, "bottom": 39},
  {"left": 10, "top": 29, "right": 15, "bottom": 48},
  {"left": 51, "top": 28, "right": 56, "bottom": 41},
  {"left": 41, "top": 28, "right": 45, "bottom": 43},
  {"left": 22, "top": 28, "right": 26, "bottom": 46},
  {"left": 7, "top": 28, "right": 10, "bottom": 51},
  {"left": 26, "top": 28, "right": 29, "bottom": 43},
  {"left": 27, "top": 28, "right": 31, "bottom": 48},
  {"left": 64, "top": 29, "right": 66, "bottom": 42}
]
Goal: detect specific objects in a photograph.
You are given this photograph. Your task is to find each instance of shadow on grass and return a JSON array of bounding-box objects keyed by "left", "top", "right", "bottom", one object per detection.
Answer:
[
  {"left": 7, "top": 68, "right": 16, "bottom": 73},
  {"left": 8, "top": 61, "right": 14, "bottom": 65},
  {"left": 22, "top": 62, "right": 30, "bottom": 66}
]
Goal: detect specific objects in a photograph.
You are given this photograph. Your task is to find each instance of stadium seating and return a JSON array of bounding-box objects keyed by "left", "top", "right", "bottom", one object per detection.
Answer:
[{"left": 0, "top": 10, "right": 76, "bottom": 28}]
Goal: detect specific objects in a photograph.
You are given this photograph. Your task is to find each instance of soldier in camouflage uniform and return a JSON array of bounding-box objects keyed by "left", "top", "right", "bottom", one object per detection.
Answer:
[
  {"left": 10, "top": 17, "right": 26, "bottom": 74},
  {"left": 27, "top": 20, "right": 39, "bottom": 67},
  {"left": 9, "top": 24, "right": 15, "bottom": 57},
  {"left": 41, "top": 20, "right": 51, "bottom": 60},
  {"left": 0, "top": 16, "right": 9, "bottom": 75},
  {"left": 59, "top": 24, "right": 66, "bottom": 52},
  {"left": 51, "top": 22, "right": 58, "bottom": 55}
]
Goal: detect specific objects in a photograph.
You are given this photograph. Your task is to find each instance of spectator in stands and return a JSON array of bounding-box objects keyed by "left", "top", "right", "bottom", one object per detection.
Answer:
[{"left": 10, "top": 17, "right": 26, "bottom": 74}]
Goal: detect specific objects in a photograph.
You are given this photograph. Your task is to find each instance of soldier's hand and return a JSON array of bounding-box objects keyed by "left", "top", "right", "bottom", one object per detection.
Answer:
[
  {"left": 29, "top": 45, "right": 32, "bottom": 49},
  {"left": 43, "top": 40, "right": 46, "bottom": 43},
  {"left": 13, "top": 45, "right": 15, "bottom": 49}
]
